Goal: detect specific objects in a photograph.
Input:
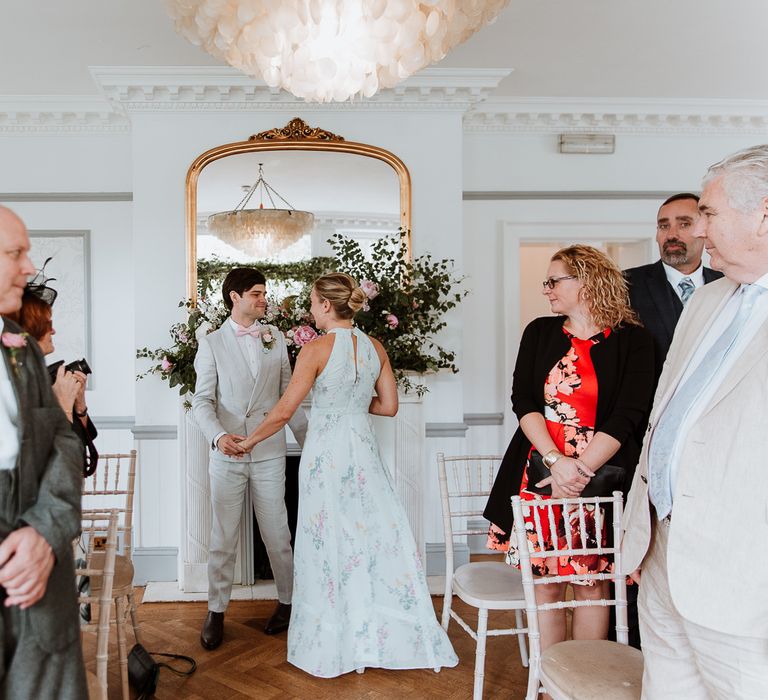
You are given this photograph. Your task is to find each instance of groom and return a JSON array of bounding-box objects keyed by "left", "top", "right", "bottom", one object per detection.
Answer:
[{"left": 193, "top": 267, "right": 307, "bottom": 650}]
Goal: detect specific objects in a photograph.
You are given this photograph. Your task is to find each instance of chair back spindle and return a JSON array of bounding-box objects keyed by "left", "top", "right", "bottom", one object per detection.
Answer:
[{"left": 82, "top": 451, "right": 137, "bottom": 559}]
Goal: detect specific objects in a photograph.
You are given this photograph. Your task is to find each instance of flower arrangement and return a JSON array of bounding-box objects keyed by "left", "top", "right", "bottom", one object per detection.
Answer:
[
  {"left": 136, "top": 297, "right": 227, "bottom": 396},
  {"left": 137, "top": 230, "right": 466, "bottom": 398}
]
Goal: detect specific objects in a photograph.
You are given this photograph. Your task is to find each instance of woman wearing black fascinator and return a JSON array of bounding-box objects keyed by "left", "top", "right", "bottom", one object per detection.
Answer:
[{"left": 5, "top": 259, "right": 98, "bottom": 476}]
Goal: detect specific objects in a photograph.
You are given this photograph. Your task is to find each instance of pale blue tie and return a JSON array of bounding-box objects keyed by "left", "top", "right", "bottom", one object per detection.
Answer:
[
  {"left": 648, "top": 284, "right": 766, "bottom": 519},
  {"left": 678, "top": 277, "right": 695, "bottom": 304}
]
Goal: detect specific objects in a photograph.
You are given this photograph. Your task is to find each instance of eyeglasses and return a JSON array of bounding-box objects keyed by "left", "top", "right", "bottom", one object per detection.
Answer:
[{"left": 542, "top": 275, "right": 577, "bottom": 290}]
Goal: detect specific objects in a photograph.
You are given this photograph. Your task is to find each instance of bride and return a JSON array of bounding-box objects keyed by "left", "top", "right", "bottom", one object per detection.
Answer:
[{"left": 236, "top": 272, "right": 458, "bottom": 678}]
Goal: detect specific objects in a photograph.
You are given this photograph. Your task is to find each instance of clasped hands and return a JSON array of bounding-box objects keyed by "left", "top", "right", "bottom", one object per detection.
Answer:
[
  {"left": 216, "top": 433, "right": 256, "bottom": 458},
  {"left": 534, "top": 455, "right": 595, "bottom": 498}
]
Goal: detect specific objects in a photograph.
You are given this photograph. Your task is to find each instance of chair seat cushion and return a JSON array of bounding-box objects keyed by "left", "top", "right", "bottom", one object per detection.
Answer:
[
  {"left": 541, "top": 639, "right": 643, "bottom": 700},
  {"left": 452, "top": 561, "right": 525, "bottom": 609},
  {"left": 88, "top": 553, "right": 135, "bottom": 594}
]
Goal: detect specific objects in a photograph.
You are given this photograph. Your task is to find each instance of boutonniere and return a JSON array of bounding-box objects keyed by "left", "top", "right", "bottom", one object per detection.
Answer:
[
  {"left": 1, "top": 332, "right": 28, "bottom": 375},
  {"left": 260, "top": 326, "right": 276, "bottom": 354}
]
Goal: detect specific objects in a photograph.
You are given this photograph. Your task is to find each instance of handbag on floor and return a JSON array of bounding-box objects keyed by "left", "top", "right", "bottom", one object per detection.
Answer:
[{"left": 128, "top": 643, "right": 197, "bottom": 699}]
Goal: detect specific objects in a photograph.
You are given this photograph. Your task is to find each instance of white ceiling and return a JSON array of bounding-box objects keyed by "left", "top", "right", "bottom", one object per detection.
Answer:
[{"left": 2, "top": 1, "right": 767, "bottom": 99}]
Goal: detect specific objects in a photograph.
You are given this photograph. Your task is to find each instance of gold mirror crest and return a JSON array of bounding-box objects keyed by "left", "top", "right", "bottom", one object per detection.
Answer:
[{"left": 249, "top": 118, "right": 345, "bottom": 143}]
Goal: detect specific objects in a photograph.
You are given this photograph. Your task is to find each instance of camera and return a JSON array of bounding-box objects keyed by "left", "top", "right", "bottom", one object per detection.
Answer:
[{"left": 47, "top": 358, "right": 93, "bottom": 384}]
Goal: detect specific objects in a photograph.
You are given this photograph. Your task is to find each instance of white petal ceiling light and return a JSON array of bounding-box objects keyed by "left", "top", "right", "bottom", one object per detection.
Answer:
[{"left": 167, "top": 0, "right": 509, "bottom": 102}]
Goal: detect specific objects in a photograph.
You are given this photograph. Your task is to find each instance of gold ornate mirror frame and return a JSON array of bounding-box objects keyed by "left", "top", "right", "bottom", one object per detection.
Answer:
[{"left": 185, "top": 117, "right": 412, "bottom": 299}]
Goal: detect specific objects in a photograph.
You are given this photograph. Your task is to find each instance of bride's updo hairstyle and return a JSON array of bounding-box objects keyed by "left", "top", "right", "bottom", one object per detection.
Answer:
[{"left": 313, "top": 272, "right": 367, "bottom": 320}]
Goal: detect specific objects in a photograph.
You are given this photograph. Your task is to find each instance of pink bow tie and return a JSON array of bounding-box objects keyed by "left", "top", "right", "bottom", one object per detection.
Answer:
[{"left": 235, "top": 326, "right": 262, "bottom": 338}]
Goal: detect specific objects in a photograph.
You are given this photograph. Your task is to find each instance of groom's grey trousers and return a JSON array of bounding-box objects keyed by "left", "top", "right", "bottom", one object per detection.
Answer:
[{"left": 208, "top": 455, "right": 293, "bottom": 610}]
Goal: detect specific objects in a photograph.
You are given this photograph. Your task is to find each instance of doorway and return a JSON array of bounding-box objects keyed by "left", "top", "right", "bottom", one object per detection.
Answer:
[{"left": 519, "top": 239, "right": 649, "bottom": 330}]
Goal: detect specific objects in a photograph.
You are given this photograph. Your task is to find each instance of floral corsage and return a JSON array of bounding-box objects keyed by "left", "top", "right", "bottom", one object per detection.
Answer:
[
  {"left": 260, "top": 326, "right": 276, "bottom": 353},
  {"left": 1, "top": 332, "right": 28, "bottom": 375}
]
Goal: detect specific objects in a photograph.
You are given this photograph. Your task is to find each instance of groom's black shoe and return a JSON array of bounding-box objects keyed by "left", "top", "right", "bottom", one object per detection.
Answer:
[
  {"left": 264, "top": 603, "right": 291, "bottom": 635},
  {"left": 201, "top": 611, "right": 224, "bottom": 650}
]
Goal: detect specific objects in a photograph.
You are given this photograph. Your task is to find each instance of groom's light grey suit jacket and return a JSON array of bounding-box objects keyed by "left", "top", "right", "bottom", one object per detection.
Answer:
[{"left": 192, "top": 320, "right": 307, "bottom": 461}]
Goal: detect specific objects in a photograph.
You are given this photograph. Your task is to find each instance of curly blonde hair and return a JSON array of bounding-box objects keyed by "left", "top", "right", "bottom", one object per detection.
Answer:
[{"left": 550, "top": 245, "right": 639, "bottom": 330}]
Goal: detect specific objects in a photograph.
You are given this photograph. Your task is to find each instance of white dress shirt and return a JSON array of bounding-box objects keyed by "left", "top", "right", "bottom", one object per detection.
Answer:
[
  {"left": 0, "top": 318, "right": 20, "bottom": 470},
  {"left": 229, "top": 318, "right": 262, "bottom": 381},
  {"left": 667, "top": 271, "right": 768, "bottom": 495},
  {"left": 662, "top": 261, "right": 705, "bottom": 301}
]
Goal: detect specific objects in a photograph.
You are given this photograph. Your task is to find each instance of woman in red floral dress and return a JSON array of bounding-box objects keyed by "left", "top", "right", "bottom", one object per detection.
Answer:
[{"left": 484, "top": 245, "right": 655, "bottom": 652}]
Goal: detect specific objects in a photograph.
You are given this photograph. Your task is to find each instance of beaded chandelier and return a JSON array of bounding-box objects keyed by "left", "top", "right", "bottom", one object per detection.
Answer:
[
  {"left": 207, "top": 163, "right": 315, "bottom": 258},
  {"left": 167, "top": 0, "right": 509, "bottom": 102}
]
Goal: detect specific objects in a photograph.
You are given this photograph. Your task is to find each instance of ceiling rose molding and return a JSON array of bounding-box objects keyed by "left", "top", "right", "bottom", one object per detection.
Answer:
[
  {"left": 0, "top": 96, "right": 128, "bottom": 133},
  {"left": 89, "top": 66, "right": 511, "bottom": 112},
  {"left": 465, "top": 98, "right": 768, "bottom": 135}
]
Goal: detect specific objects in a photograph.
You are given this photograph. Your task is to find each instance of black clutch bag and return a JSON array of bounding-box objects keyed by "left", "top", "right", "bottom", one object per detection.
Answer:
[{"left": 526, "top": 450, "right": 625, "bottom": 497}]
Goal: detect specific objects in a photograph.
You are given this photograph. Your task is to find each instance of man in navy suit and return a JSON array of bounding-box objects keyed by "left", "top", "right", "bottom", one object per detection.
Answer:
[{"left": 625, "top": 193, "right": 723, "bottom": 377}]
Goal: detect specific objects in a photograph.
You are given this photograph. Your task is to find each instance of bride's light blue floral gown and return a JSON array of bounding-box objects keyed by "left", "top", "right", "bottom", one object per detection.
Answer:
[{"left": 287, "top": 327, "right": 458, "bottom": 678}]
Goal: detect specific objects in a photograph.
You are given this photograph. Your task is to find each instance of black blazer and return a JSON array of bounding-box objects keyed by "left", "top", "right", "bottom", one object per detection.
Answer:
[
  {"left": 483, "top": 316, "right": 656, "bottom": 534},
  {"left": 624, "top": 260, "right": 723, "bottom": 374}
]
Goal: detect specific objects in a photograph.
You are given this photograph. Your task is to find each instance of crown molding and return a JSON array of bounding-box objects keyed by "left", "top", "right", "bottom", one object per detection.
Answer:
[
  {"left": 464, "top": 97, "right": 768, "bottom": 135},
  {"left": 0, "top": 95, "right": 129, "bottom": 133},
  {"left": 89, "top": 66, "right": 512, "bottom": 112},
  {"left": 7, "top": 87, "right": 762, "bottom": 137}
]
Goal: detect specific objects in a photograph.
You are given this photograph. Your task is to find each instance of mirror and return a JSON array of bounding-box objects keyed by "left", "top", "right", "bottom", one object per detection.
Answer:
[{"left": 186, "top": 118, "right": 412, "bottom": 300}]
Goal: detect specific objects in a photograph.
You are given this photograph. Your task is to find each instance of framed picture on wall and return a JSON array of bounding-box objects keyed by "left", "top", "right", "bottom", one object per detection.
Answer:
[{"left": 28, "top": 230, "right": 92, "bottom": 378}]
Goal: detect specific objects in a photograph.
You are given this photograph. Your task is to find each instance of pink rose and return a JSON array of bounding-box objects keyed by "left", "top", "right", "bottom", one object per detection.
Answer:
[
  {"left": 360, "top": 279, "right": 379, "bottom": 300},
  {"left": 1, "top": 332, "right": 27, "bottom": 349},
  {"left": 293, "top": 325, "right": 319, "bottom": 346},
  {"left": 261, "top": 331, "right": 273, "bottom": 344},
  {"left": 160, "top": 356, "right": 173, "bottom": 371},
  {"left": 386, "top": 314, "right": 399, "bottom": 329}
]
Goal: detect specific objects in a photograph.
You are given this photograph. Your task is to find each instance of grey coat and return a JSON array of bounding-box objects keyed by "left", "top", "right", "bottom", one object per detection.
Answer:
[{"left": 1, "top": 320, "right": 84, "bottom": 653}]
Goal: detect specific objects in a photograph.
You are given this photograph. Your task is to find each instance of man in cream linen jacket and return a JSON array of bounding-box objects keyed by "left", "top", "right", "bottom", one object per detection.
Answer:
[
  {"left": 621, "top": 145, "right": 768, "bottom": 699},
  {"left": 193, "top": 267, "right": 307, "bottom": 650}
]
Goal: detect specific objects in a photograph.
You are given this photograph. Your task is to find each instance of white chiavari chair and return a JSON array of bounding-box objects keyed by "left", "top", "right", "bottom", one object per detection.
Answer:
[
  {"left": 512, "top": 491, "right": 643, "bottom": 700},
  {"left": 78, "top": 509, "right": 119, "bottom": 700},
  {"left": 437, "top": 453, "right": 528, "bottom": 700},
  {"left": 82, "top": 451, "right": 141, "bottom": 700}
]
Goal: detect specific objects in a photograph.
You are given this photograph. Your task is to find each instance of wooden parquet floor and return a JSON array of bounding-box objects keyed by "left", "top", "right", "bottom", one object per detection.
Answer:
[{"left": 82, "top": 590, "right": 530, "bottom": 699}]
